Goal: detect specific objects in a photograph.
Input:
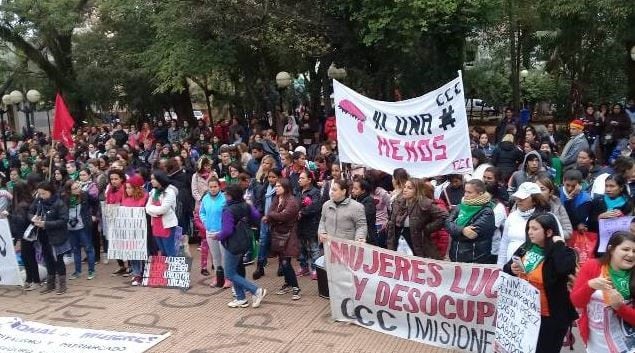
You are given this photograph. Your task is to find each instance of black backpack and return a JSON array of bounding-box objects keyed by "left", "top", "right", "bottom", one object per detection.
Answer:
[{"left": 222, "top": 203, "right": 252, "bottom": 255}]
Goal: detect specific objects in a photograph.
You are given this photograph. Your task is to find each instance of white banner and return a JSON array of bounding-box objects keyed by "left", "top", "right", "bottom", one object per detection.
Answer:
[
  {"left": 107, "top": 207, "right": 148, "bottom": 260},
  {"left": 494, "top": 273, "right": 540, "bottom": 353},
  {"left": 333, "top": 73, "right": 472, "bottom": 178},
  {"left": 0, "top": 317, "right": 170, "bottom": 353},
  {"left": 101, "top": 201, "right": 118, "bottom": 241},
  {"left": 325, "top": 238, "right": 499, "bottom": 353},
  {"left": 0, "top": 218, "right": 23, "bottom": 286}
]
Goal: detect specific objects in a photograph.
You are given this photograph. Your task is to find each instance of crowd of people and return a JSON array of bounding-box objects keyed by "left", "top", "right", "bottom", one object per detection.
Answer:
[{"left": 5, "top": 101, "right": 635, "bottom": 353}]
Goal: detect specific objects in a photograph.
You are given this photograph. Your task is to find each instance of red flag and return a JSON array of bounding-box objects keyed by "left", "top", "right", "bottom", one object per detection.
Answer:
[{"left": 53, "top": 93, "right": 75, "bottom": 148}]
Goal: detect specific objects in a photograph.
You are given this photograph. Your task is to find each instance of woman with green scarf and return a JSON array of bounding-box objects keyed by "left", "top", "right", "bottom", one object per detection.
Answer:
[
  {"left": 446, "top": 179, "right": 496, "bottom": 263},
  {"left": 589, "top": 173, "right": 633, "bottom": 257}
]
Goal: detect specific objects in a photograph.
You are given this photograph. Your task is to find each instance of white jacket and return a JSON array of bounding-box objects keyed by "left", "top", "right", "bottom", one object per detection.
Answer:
[
  {"left": 497, "top": 210, "right": 529, "bottom": 267},
  {"left": 145, "top": 185, "right": 179, "bottom": 228}
]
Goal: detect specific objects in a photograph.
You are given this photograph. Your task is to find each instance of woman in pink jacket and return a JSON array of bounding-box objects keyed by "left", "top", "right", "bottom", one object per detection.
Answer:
[{"left": 191, "top": 156, "right": 216, "bottom": 276}]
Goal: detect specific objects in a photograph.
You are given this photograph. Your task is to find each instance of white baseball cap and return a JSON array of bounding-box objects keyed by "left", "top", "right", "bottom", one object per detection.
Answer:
[{"left": 512, "top": 182, "right": 542, "bottom": 199}]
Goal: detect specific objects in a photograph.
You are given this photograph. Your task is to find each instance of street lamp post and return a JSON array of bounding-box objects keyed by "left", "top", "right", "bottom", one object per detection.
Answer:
[
  {"left": 326, "top": 63, "right": 346, "bottom": 109},
  {"left": 10, "top": 89, "right": 41, "bottom": 137},
  {"left": 0, "top": 94, "right": 12, "bottom": 152}
]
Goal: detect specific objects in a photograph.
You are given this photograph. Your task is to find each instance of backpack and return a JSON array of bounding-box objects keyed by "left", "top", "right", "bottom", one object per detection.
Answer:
[{"left": 221, "top": 203, "right": 252, "bottom": 255}]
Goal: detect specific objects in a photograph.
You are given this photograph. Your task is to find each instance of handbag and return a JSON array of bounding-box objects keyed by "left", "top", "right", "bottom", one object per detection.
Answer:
[
  {"left": 23, "top": 224, "right": 38, "bottom": 242},
  {"left": 270, "top": 229, "right": 290, "bottom": 254},
  {"left": 567, "top": 230, "right": 597, "bottom": 266}
]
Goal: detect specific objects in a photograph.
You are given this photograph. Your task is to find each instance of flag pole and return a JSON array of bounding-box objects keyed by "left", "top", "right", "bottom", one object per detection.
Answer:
[{"left": 48, "top": 140, "right": 54, "bottom": 181}]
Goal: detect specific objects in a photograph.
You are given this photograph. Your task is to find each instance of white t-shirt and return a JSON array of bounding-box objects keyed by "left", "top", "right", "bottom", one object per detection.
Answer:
[{"left": 586, "top": 290, "right": 635, "bottom": 353}]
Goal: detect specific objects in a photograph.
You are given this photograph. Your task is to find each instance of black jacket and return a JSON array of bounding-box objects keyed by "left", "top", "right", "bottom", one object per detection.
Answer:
[
  {"left": 354, "top": 193, "right": 378, "bottom": 245},
  {"left": 169, "top": 169, "right": 194, "bottom": 219},
  {"left": 503, "top": 242, "right": 579, "bottom": 323},
  {"left": 28, "top": 196, "right": 69, "bottom": 246},
  {"left": 491, "top": 141, "right": 524, "bottom": 182},
  {"left": 446, "top": 204, "right": 495, "bottom": 263},
  {"left": 9, "top": 201, "right": 31, "bottom": 241},
  {"left": 297, "top": 186, "right": 322, "bottom": 239}
]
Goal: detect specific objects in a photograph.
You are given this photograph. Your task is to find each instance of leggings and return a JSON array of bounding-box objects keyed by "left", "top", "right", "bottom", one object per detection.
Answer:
[
  {"left": 20, "top": 239, "right": 40, "bottom": 283},
  {"left": 207, "top": 235, "right": 222, "bottom": 269}
]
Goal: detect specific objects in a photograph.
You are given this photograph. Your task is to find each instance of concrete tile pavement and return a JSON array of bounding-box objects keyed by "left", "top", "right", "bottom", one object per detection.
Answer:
[{"left": 0, "top": 249, "right": 585, "bottom": 353}]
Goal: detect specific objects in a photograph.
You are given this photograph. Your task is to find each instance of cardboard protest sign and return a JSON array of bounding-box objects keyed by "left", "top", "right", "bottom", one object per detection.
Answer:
[
  {"left": 333, "top": 72, "right": 472, "bottom": 178},
  {"left": 142, "top": 256, "right": 191, "bottom": 289},
  {"left": 0, "top": 316, "right": 170, "bottom": 353},
  {"left": 0, "top": 218, "right": 23, "bottom": 286},
  {"left": 106, "top": 207, "right": 148, "bottom": 260},
  {"left": 325, "top": 238, "right": 499, "bottom": 353},
  {"left": 599, "top": 216, "right": 634, "bottom": 253},
  {"left": 101, "top": 201, "right": 118, "bottom": 243},
  {"left": 494, "top": 273, "right": 540, "bottom": 353}
]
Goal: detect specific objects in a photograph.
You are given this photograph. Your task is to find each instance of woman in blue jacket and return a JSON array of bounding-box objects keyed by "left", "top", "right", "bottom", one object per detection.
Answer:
[{"left": 199, "top": 177, "right": 226, "bottom": 288}]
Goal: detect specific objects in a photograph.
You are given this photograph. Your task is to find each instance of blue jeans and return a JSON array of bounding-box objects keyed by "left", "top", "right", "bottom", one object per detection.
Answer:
[
  {"left": 257, "top": 221, "right": 270, "bottom": 265},
  {"left": 154, "top": 227, "right": 177, "bottom": 257},
  {"left": 298, "top": 237, "right": 321, "bottom": 271},
  {"left": 223, "top": 250, "right": 258, "bottom": 301},
  {"left": 130, "top": 260, "right": 144, "bottom": 277},
  {"left": 69, "top": 228, "right": 95, "bottom": 273}
]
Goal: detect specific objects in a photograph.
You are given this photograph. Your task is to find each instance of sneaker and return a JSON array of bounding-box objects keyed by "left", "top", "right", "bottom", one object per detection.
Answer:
[
  {"left": 131, "top": 276, "right": 141, "bottom": 286},
  {"left": 68, "top": 272, "right": 81, "bottom": 280},
  {"left": 101, "top": 258, "right": 109, "bottom": 265},
  {"left": 227, "top": 299, "right": 249, "bottom": 308},
  {"left": 295, "top": 267, "right": 310, "bottom": 277},
  {"left": 291, "top": 287, "right": 301, "bottom": 300},
  {"left": 252, "top": 288, "right": 267, "bottom": 308},
  {"left": 23, "top": 282, "right": 35, "bottom": 291},
  {"left": 276, "top": 284, "right": 292, "bottom": 295},
  {"left": 87, "top": 271, "right": 95, "bottom": 280},
  {"left": 112, "top": 267, "right": 127, "bottom": 276},
  {"left": 122, "top": 268, "right": 131, "bottom": 277},
  {"left": 201, "top": 269, "right": 210, "bottom": 276},
  {"left": 310, "top": 270, "right": 318, "bottom": 280}
]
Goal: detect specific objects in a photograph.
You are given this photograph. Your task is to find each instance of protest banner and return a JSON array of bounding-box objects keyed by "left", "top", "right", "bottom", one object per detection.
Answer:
[
  {"left": 599, "top": 216, "right": 634, "bottom": 253},
  {"left": 0, "top": 218, "right": 23, "bottom": 286},
  {"left": 586, "top": 294, "right": 635, "bottom": 352},
  {"left": 101, "top": 201, "right": 118, "bottom": 243},
  {"left": 106, "top": 207, "right": 148, "bottom": 261},
  {"left": 142, "top": 256, "right": 191, "bottom": 289},
  {"left": 333, "top": 72, "right": 472, "bottom": 178},
  {"left": 493, "top": 273, "right": 540, "bottom": 353},
  {"left": 0, "top": 316, "right": 170, "bottom": 353},
  {"left": 325, "top": 238, "right": 499, "bottom": 353}
]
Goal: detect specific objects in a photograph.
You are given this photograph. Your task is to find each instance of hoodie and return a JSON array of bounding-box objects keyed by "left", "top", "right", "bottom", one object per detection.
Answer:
[{"left": 508, "top": 151, "right": 545, "bottom": 192}]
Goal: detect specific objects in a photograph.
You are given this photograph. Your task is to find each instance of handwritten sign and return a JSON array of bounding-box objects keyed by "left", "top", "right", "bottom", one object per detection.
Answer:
[
  {"left": 0, "top": 219, "right": 23, "bottom": 286},
  {"left": 599, "top": 216, "right": 634, "bottom": 253},
  {"left": 333, "top": 72, "right": 472, "bottom": 178},
  {"left": 0, "top": 316, "right": 170, "bottom": 353},
  {"left": 325, "top": 238, "right": 498, "bottom": 353},
  {"left": 142, "top": 256, "right": 191, "bottom": 289},
  {"left": 494, "top": 273, "right": 540, "bottom": 353},
  {"left": 101, "top": 201, "right": 118, "bottom": 241},
  {"left": 107, "top": 207, "right": 148, "bottom": 260}
]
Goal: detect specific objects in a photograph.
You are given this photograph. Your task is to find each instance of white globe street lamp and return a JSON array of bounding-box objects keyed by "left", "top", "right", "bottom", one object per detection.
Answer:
[
  {"left": 520, "top": 69, "right": 529, "bottom": 79},
  {"left": 26, "top": 89, "right": 42, "bottom": 104},
  {"left": 327, "top": 63, "right": 347, "bottom": 80},
  {"left": 9, "top": 90, "right": 23, "bottom": 104},
  {"left": 276, "top": 71, "right": 292, "bottom": 89}
]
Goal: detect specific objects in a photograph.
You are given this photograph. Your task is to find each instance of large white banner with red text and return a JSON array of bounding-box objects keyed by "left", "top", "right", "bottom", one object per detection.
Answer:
[
  {"left": 325, "top": 238, "right": 499, "bottom": 353},
  {"left": 333, "top": 73, "right": 472, "bottom": 178}
]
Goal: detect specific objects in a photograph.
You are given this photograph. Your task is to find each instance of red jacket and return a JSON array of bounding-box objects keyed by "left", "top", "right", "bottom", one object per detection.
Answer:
[
  {"left": 324, "top": 116, "right": 337, "bottom": 141},
  {"left": 570, "top": 259, "right": 635, "bottom": 343},
  {"left": 431, "top": 199, "right": 450, "bottom": 257}
]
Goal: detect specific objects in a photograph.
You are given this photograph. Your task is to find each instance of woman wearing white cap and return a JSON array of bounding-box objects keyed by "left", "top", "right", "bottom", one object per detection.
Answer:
[{"left": 497, "top": 182, "right": 551, "bottom": 267}]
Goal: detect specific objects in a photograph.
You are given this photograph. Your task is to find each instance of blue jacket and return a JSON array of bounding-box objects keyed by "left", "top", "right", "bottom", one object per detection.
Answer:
[{"left": 199, "top": 192, "right": 226, "bottom": 232}]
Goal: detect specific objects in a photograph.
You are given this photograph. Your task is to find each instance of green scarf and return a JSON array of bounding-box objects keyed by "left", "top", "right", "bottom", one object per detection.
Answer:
[
  {"left": 152, "top": 188, "right": 162, "bottom": 201},
  {"left": 455, "top": 192, "right": 492, "bottom": 227},
  {"left": 456, "top": 203, "right": 484, "bottom": 226},
  {"left": 609, "top": 266, "right": 631, "bottom": 299},
  {"left": 69, "top": 171, "right": 79, "bottom": 181},
  {"left": 523, "top": 244, "right": 545, "bottom": 273},
  {"left": 69, "top": 195, "right": 79, "bottom": 208}
]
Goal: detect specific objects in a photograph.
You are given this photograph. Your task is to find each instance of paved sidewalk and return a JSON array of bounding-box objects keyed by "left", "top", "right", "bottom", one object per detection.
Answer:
[{"left": 0, "top": 250, "right": 584, "bottom": 353}]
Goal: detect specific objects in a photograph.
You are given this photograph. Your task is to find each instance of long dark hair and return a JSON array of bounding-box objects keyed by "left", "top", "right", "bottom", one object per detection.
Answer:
[
  {"left": 601, "top": 231, "right": 635, "bottom": 296},
  {"left": 11, "top": 181, "right": 33, "bottom": 210},
  {"left": 524, "top": 212, "right": 560, "bottom": 255},
  {"left": 276, "top": 178, "right": 293, "bottom": 197}
]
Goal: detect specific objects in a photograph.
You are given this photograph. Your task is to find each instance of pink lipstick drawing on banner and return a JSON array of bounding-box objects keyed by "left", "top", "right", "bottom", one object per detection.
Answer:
[{"left": 338, "top": 99, "right": 366, "bottom": 133}]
